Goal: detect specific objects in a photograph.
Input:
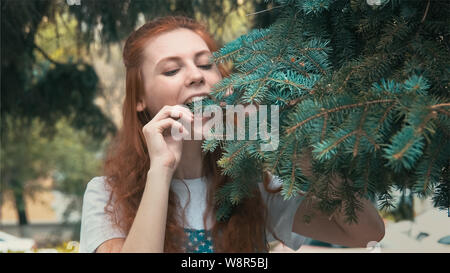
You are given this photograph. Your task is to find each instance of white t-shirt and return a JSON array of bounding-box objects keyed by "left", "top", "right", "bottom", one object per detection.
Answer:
[{"left": 79, "top": 175, "right": 306, "bottom": 253}]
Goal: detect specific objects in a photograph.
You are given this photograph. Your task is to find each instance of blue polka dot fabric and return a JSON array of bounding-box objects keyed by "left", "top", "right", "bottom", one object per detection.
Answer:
[{"left": 184, "top": 228, "right": 214, "bottom": 253}]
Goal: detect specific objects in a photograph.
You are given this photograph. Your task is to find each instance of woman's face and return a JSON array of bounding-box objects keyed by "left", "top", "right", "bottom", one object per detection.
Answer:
[{"left": 138, "top": 28, "right": 222, "bottom": 116}]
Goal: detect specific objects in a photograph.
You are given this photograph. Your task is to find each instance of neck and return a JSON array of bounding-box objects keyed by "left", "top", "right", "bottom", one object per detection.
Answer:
[{"left": 173, "top": 140, "right": 204, "bottom": 180}]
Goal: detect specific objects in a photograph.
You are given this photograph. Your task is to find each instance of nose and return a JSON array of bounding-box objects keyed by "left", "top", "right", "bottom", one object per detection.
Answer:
[{"left": 185, "top": 64, "right": 205, "bottom": 87}]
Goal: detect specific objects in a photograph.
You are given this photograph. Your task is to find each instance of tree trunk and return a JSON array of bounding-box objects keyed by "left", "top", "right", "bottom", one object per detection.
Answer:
[{"left": 12, "top": 179, "right": 28, "bottom": 226}]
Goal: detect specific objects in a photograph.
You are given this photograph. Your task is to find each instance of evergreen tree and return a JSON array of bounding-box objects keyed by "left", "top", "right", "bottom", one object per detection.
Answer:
[{"left": 200, "top": 0, "right": 449, "bottom": 223}]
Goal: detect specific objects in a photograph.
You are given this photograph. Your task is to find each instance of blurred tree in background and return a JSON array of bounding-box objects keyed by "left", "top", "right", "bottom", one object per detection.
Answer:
[
  {"left": 0, "top": 116, "right": 104, "bottom": 226},
  {"left": 1, "top": 116, "right": 53, "bottom": 225}
]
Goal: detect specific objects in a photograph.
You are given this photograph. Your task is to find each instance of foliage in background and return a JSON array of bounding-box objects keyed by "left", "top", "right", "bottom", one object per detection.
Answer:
[
  {"left": 1, "top": 0, "right": 116, "bottom": 139},
  {"left": 0, "top": 115, "right": 105, "bottom": 226},
  {"left": 49, "top": 116, "right": 108, "bottom": 231},
  {"left": 1, "top": 116, "right": 53, "bottom": 225}
]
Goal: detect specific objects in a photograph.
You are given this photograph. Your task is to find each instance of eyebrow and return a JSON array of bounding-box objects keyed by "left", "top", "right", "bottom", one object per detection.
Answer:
[{"left": 155, "top": 50, "right": 212, "bottom": 68}]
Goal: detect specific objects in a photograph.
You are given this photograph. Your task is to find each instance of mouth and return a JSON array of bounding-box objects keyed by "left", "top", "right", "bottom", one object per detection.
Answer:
[
  {"left": 184, "top": 95, "right": 210, "bottom": 112},
  {"left": 184, "top": 95, "right": 208, "bottom": 105}
]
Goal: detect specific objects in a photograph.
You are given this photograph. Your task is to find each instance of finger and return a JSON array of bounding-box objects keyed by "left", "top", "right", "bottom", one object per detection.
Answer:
[
  {"left": 174, "top": 104, "right": 195, "bottom": 120},
  {"left": 152, "top": 105, "right": 193, "bottom": 123},
  {"left": 155, "top": 118, "right": 190, "bottom": 139},
  {"left": 151, "top": 106, "right": 181, "bottom": 123},
  {"left": 155, "top": 118, "right": 181, "bottom": 133},
  {"left": 172, "top": 108, "right": 194, "bottom": 127},
  {"left": 225, "top": 86, "right": 234, "bottom": 97}
]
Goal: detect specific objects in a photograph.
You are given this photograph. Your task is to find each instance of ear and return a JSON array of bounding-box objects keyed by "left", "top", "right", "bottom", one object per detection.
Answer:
[{"left": 136, "top": 99, "right": 146, "bottom": 112}]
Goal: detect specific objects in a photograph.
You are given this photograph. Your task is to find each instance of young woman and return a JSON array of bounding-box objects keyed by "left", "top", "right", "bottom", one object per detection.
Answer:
[{"left": 79, "top": 16, "right": 385, "bottom": 253}]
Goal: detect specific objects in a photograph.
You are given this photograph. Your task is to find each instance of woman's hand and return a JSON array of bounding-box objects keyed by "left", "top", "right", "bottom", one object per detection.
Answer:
[{"left": 142, "top": 105, "right": 193, "bottom": 173}]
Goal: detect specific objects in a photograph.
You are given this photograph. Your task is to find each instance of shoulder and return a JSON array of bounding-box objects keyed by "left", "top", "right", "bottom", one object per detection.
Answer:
[
  {"left": 81, "top": 176, "right": 113, "bottom": 221},
  {"left": 257, "top": 173, "right": 282, "bottom": 192},
  {"left": 258, "top": 173, "right": 307, "bottom": 251},
  {"left": 257, "top": 173, "right": 305, "bottom": 215},
  {"left": 85, "top": 176, "right": 108, "bottom": 192},
  {"left": 83, "top": 176, "right": 111, "bottom": 202},
  {"left": 80, "top": 176, "right": 125, "bottom": 253},
  {"left": 257, "top": 173, "right": 288, "bottom": 198},
  {"left": 258, "top": 174, "right": 304, "bottom": 204}
]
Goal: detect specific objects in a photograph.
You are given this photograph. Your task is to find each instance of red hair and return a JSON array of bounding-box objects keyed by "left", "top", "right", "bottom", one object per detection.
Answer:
[{"left": 103, "top": 16, "right": 283, "bottom": 252}]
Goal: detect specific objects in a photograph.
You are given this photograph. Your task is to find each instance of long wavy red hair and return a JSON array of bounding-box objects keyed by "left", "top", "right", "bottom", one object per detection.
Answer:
[{"left": 103, "top": 16, "right": 283, "bottom": 252}]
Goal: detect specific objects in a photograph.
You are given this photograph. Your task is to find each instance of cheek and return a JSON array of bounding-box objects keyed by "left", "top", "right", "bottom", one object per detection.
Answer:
[
  {"left": 144, "top": 78, "right": 181, "bottom": 114},
  {"left": 206, "top": 69, "right": 222, "bottom": 87}
]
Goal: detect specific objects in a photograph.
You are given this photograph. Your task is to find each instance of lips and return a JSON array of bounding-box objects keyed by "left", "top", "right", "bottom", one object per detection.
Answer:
[{"left": 184, "top": 94, "right": 209, "bottom": 105}]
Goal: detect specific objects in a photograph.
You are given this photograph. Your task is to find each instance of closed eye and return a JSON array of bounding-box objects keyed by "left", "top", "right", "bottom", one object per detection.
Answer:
[
  {"left": 163, "top": 64, "right": 212, "bottom": 76},
  {"left": 163, "top": 69, "right": 179, "bottom": 76},
  {"left": 199, "top": 64, "right": 213, "bottom": 70}
]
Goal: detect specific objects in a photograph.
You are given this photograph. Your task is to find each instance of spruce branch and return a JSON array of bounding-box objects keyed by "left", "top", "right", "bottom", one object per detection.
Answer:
[
  {"left": 285, "top": 99, "right": 396, "bottom": 135},
  {"left": 421, "top": 140, "right": 447, "bottom": 194},
  {"left": 246, "top": 4, "right": 287, "bottom": 17},
  {"left": 321, "top": 111, "right": 328, "bottom": 142},
  {"left": 248, "top": 67, "right": 277, "bottom": 103},
  {"left": 373, "top": 102, "right": 397, "bottom": 135},
  {"left": 430, "top": 103, "right": 450, "bottom": 109},
  {"left": 336, "top": 64, "right": 363, "bottom": 93},
  {"left": 267, "top": 77, "right": 311, "bottom": 90},
  {"left": 210, "top": 0, "right": 449, "bottom": 223},
  {"left": 268, "top": 137, "right": 294, "bottom": 175},
  {"left": 294, "top": 44, "right": 328, "bottom": 75},
  {"left": 361, "top": 131, "right": 380, "bottom": 151},
  {"left": 353, "top": 105, "right": 369, "bottom": 157},
  {"left": 213, "top": 33, "right": 272, "bottom": 64},
  {"left": 315, "top": 130, "right": 359, "bottom": 161},
  {"left": 421, "top": 0, "right": 431, "bottom": 24},
  {"left": 287, "top": 142, "right": 299, "bottom": 197},
  {"left": 434, "top": 108, "right": 450, "bottom": 117}
]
